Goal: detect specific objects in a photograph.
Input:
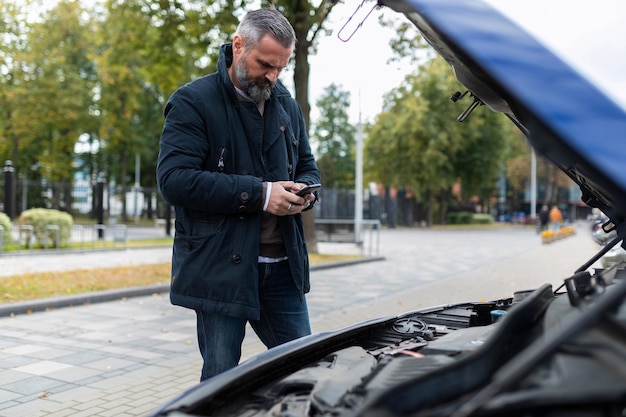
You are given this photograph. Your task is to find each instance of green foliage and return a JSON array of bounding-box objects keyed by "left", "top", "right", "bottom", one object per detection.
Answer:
[
  {"left": 446, "top": 212, "right": 494, "bottom": 225},
  {"left": 365, "top": 56, "right": 515, "bottom": 220},
  {"left": 17, "top": 208, "right": 73, "bottom": 248},
  {"left": 5, "top": 1, "right": 100, "bottom": 183},
  {"left": 380, "top": 15, "right": 432, "bottom": 65},
  {"left": 446, "top": 212, "right": 472, "bottom": 225},
  {"left": 0, "top": 212, "right": 13, "bottom": 245},
  {"left": 471, "top": 213, "right": 495, "bottom": 224},
  {"left": 0, "top": 0, "right": 32, "bottom": 166},
  {"left": 312, "top": 83, "right": 356, "bottom": 188}
]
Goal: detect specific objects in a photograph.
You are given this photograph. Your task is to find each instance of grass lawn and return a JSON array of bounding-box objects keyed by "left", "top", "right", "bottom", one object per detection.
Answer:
[{"left": 0, "top": 251, "right": 359, "bottom": 304}]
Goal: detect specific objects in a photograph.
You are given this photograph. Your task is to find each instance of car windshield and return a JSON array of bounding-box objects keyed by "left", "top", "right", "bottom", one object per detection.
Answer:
[{"left": 483, "top": 0, "right": 626, "bottom": 111}]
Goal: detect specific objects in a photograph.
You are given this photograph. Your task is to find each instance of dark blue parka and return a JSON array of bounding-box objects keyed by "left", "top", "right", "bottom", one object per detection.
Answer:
[{"left": 157, "top": 44, "right": 321, "bottom": 320}]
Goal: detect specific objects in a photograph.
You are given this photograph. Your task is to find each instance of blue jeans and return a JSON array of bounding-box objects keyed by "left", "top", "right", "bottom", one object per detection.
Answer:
[{"left": 195, "top": 260, "right": 311, "bottom": 381}]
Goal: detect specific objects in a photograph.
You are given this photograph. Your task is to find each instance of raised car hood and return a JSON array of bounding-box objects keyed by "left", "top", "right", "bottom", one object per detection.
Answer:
[{"left": 380, "top": 0, "right": 626, "bottom": 239}]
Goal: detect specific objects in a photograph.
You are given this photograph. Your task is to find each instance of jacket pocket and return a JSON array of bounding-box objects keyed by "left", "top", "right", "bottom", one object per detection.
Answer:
[
  {"left": 171, "top": 218, "right": 228, "bottom": 297},
  {"left": 177, "top": 213, "right": 225, "bottom": 238}
]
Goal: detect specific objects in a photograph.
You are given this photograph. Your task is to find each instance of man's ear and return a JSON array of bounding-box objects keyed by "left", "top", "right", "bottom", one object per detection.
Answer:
[{"left": 232, "top": 34, "right": 244, "bottom": 56}]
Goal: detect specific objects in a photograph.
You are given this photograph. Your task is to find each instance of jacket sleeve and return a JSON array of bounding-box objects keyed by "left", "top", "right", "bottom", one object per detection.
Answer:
[{"left": 157, "top": 81, "right": 264, "bottom": 215}]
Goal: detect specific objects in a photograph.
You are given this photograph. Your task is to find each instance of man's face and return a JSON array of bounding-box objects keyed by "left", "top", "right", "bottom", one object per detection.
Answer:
[{"left": 232, "top": 34, "right": 293, "bottom": 103}]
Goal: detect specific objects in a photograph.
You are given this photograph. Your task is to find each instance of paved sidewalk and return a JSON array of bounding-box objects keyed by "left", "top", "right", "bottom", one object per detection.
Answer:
[
  {"left": 0, "top": 246, "right": 174, "bottom": 278},
  {"left": 0, "top": 224, "right": 603, "bottom": 417}
]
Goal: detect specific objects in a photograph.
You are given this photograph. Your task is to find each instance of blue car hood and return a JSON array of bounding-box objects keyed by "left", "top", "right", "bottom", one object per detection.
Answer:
[{"left": 380, "top": 0, "right": 626, "bottom": 237}]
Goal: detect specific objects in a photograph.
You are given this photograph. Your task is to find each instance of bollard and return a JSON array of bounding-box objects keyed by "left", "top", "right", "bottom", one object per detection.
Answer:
[
  {"left": 3, "top": 161, "right": 16, "bottom": 220},
  {"left": 93, "top": 224, "right": 107, "bottom": 249}
]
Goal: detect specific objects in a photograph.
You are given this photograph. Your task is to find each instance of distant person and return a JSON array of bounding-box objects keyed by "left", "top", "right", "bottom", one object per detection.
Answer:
[
  {"left": 539, "top": 205, "right": 549, "bottom": 232},
  {"left": 549, "top": 205, "right": 563, "bottom": 231},
  {"left": 156, "top": 8, "right": 321, "bottom": 381}
]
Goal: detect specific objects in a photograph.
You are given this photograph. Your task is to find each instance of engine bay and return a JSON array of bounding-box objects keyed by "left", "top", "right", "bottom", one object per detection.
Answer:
[{"left": 176, "top": 270, "right": 626, "bottom": 417}]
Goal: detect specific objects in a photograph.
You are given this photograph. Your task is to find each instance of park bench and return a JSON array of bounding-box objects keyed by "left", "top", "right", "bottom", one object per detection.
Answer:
[{"left": 314, "top": 219, "right": 380, "bottom": 256}]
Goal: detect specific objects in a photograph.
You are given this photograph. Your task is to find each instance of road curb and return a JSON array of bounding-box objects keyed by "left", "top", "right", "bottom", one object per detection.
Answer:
[
  {"left": 0, "top": 256, "right": 385, "bottom": 317},
  {"left": 0, "top": 284, "right": 170, "bottom": 317}
]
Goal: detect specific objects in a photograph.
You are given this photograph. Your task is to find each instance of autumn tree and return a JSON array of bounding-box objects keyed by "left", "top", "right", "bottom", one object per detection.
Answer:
[
  {"left": 0, "top": 0, "right": 99, "bottom": 210},
  {"left": 0, "top": 0, "right": 29, "bottom": 168},
  {"left": 311, "top": 83, "right": 356, "bottom": 188},
  {"left": 365, "top": 56, "right": 513, "bottom": 225}
]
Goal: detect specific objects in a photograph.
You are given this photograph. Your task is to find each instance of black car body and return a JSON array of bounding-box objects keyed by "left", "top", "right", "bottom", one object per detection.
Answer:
[{"left": 149, "top": 0, "right": 626, "bottom": 416}]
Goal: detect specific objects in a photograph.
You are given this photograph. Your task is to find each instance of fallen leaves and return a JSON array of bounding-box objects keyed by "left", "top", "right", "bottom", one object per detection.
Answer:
[
  {"left": 0, "top": 253, "right": 360, "bottom": 304},
  {"left": 0, "top": 263, "right": 171, "bottom": 303}
]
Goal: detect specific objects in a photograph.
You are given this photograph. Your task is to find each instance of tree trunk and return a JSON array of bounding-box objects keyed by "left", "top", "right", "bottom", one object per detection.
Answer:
[
  {"left": 292, "top": 7, "right": 318, "bottom": 253},
  {"left": 438, "top": 191, "right": 447, "bottom": 224}
]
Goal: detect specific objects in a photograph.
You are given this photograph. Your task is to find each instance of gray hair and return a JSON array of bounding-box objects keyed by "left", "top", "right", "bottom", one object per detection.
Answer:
[{"left": 236, "top": 8, "right": 296, "bottom": 50}]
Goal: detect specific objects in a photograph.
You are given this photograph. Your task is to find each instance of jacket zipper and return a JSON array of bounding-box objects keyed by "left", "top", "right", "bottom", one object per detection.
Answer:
[{"left": 218, "top": 148, "right": 226, "bottom": 172}]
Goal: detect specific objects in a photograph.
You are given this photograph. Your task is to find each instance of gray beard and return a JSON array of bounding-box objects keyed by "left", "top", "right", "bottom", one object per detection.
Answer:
[{"left": 235, "top": 59, "right": 273, "bottom": 103}]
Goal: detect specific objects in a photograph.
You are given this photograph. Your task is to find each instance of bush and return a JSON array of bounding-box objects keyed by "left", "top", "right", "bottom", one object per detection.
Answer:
[
  {"left": 446, "top": 212, "right": 494, "bottom": 225},
  {"left": 471, "top": 214, "right": 494, "bottom": 224},
  {"left": 18, "top": 208, "right": 73, "bottom": 248},
  {"left": 0, "top": 212, "right": 12, "bottom": 244},
  {"left": 446, "top": 211, "right": 473, "bottom": 224}
]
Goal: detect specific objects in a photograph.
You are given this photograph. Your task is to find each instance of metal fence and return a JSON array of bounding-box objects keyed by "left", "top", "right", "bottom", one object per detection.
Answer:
[
  {"left": 0, "top": 223, "right": 130, "bottom": 255},
  {"left": 1, "top": 175, "right": 167, "bottom": 226},
  {"left": 316, "top": 188, "right": 382, "bottom": 220},
  {"left": 1, "top": 171, "right": 382, "bottom": 225}
]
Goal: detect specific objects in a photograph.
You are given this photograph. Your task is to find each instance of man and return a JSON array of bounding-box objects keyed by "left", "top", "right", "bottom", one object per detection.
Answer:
[
  {"left": 549, "top": 205, "right": 563, "bottom": 231},
  {"left": 157, "top": 8, "right": 321, "bottom": 381}
]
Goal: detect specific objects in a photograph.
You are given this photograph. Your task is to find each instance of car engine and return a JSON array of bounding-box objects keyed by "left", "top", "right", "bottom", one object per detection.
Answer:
[{"left": 169, "top": 268, "right": 625, "bottom": 417}]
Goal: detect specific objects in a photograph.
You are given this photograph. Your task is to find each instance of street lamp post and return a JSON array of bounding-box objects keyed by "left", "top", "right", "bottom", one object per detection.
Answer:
[{"left": 354, "top": 103, "right": 363, "bottom": 244}]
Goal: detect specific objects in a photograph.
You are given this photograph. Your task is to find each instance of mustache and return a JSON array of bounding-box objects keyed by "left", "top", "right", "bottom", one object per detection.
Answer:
[{"left": 253, "top": 77, "right": 274, "bottom": 89}]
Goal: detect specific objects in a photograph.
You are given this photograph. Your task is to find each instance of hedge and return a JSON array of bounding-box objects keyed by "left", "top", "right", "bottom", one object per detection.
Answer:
[
  {"left": 0, "top": 212, "right": 12, "bottom": 245},
  {"left": 446, "top": 212, "right": 494, "bottom": 225},
  {"left": 17, "top": 208, "right": 73, "bottom": 248}
]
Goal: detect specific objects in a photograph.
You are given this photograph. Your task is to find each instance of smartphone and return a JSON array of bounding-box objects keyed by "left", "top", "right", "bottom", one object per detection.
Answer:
[{"left": 295, "top": 183, "right": 321, "bottom": 197}]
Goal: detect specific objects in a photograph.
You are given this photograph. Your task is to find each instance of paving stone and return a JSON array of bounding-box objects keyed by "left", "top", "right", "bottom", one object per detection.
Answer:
[
  {"left": 0, "top": 354, "right": 38, "bottom": 369},
  {"left": 45, "top": 365, "right": 103, "bottom": 383},
  {"left": 0, "top": 398, "right": 55, "bottom": 417},
  {"left": 0, "top": 388, "right": 21, "bottom": 403},
  {"left": 14, "top": 360, "right": 74, "bottom": 376},
  {"left": 1, "top": 376, "right": 67, "bottom": 396},
  {"left": 95, "top": 404, "right": 134, "bottom": 417},
  {"left": 41, "top": 386, "right": 100, "bottom": 404}
]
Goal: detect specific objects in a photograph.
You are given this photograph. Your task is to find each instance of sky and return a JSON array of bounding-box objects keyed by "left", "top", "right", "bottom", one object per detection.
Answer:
[{"left": 305, "top": 0, "right": 626, "bottom": 123}]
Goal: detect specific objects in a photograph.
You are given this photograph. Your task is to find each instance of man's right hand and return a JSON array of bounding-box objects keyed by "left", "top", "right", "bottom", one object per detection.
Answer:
[{"left": 264, "top": 181, "right": 307, "bottom": 216}]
